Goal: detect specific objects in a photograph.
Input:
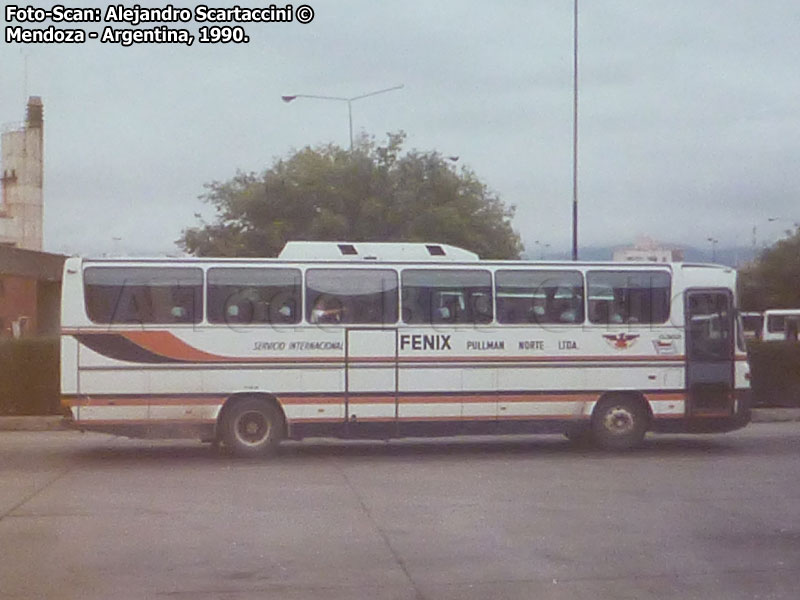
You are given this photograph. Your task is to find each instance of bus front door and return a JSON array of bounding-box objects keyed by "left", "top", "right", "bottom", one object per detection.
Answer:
[
  {"left": 345, "top": 328, "right": 398, "bottom": 436},
  {"left": 685, "top": 289, "right": 735, "bottom": 416}
]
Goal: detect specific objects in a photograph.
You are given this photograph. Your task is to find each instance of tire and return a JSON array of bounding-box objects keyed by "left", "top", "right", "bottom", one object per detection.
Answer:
[
  {"left": 591, "top": 396, "right": 648, "bottom": 450},
  {"left": 220, "top": 398, "right": 284, "bottom": 457}
]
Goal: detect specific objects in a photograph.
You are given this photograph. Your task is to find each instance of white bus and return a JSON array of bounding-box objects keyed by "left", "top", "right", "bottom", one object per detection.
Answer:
[{"left": 60, "top": 242, "right": 751, "bottom": 455}]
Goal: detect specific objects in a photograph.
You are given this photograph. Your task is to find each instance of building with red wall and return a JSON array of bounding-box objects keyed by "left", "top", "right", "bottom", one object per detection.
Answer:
[{"left": 0, "top": 246, "right": 65, "bottom": 338}]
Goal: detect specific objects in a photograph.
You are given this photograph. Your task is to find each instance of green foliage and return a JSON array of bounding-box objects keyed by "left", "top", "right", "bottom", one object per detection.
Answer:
[
  {"left": 747, "top": 340, "right": 800, "bottom": 406},
  {"left": 739, "top": 228, "right": 800, "bottom": 311},
  {"left": 178, "top": 132, "right": 522, "bottom": 259},
  {"left": 0, "top": 338, "right": 60, "bottom": 416}
]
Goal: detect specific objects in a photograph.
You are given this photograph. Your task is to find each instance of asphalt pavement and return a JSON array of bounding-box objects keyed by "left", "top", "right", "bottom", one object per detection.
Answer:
[{"left": 1, "top": 422, "right": 800, "bottom": 599}]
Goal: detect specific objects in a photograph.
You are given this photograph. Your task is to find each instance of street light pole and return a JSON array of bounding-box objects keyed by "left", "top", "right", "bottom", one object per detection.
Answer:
[
  {"left": 281, "top": 85, "right": 404, "bottom": 151},
  {"left": 571, "top": 0, "right": 579, "bottom": 261},
  {"left": 348, "top": 101, "right": 353, "bottom": 149},
  {"left": 707, "top": 237, "right": 719, "bottom": 262}
]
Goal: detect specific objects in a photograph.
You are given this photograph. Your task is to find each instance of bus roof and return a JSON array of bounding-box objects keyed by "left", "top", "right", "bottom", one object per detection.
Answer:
[
  {"left": 71, "top": 256, "right": 686, "bottom": 269},
  {"left": 68, "top": 242, "right": 735, "bottom": 272}
]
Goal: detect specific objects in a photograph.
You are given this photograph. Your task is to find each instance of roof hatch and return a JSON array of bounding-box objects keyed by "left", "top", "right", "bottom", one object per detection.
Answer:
[{"left": 278, "top": 241, "right": 479, "bottom": 261}]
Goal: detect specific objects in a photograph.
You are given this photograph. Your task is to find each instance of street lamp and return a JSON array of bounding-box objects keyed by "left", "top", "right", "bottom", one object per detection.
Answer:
[
  {"left": 768, "top": 216, "right": 799, "bottom": 236},
  {"left": 281, "top": 84, "right": 404, "bottom": 151},
  {"left": 707, "top": 237, "right": 719, "bottom": 262},
  {"left": 761, "top": 217, "right": 800, "bottom": 246},
  {"left": 753, "top": 217, "right": 796, "bottom": 250}
]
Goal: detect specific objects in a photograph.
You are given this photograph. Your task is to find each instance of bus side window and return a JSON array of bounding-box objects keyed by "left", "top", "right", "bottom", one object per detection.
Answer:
[
  {"left": 471, "top": 292, "right": 492, "bottom": 323},
  {"left": 270, "top": 296, "right": 296, "bottom": 324},
  {"left": 305, "top": 268, "right": 398, "bottom": 325},
  {"left": 309, "top": 295, "right": 345, "bottom": 324},
  {"left": 207, "top": 267, "right": 301, "bottom": 325},
  {"left": 496, "top": 270, "right": 584, "bottom": 325},
  {"left": 402, "top": 269, "right": 492, "bottom": 324},
  {"left": 84, "top": 267, "right": 203, "bottom": 325},
  {"left": 587, "top": 270, "right": 671, "bottom": 325},
  {"left": 432, "top": 291, "right": 463, "bottom": 323}
]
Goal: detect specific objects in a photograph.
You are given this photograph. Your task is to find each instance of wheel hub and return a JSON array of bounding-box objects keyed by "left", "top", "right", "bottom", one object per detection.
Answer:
[
  {"left": 235, "top": 411, "right": 270, "bottom": 445},
  {"left": 604, "top": 407, "right": 634, "bottom": 434}
]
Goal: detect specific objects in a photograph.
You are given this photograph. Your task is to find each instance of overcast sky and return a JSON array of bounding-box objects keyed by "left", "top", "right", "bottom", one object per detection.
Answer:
[{"left": 1, "top": 0, "right": 798, "bottom": 257}]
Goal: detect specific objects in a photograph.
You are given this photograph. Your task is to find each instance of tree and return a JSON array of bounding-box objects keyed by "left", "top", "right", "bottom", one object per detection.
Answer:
[
  {"left": 739, "top": 227, "right": 800, "bottom": 311},
  {"left": 178, "top": 132, "right": 522, "bottom": 259}
]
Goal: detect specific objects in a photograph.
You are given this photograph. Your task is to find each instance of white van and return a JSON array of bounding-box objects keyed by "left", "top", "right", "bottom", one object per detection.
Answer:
[{"left": 762, "top": 309, "right": 800, "bottom": 341}]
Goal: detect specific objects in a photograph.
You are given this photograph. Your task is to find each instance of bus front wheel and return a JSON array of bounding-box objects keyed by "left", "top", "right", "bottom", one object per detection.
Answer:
[
  {"left": 591, "top": 396, "right": 648, "bottom": 450},
  {"left": 220, "top": 398, "right": 283, "bottom": 457}
]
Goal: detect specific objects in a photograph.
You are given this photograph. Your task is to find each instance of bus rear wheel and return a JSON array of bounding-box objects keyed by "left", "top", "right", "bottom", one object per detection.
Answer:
[
  {"left": 220, "top": 398, "right": 283, "bottom": 457},
  {"left": 591, "top": 396, "right": 648, "bottom": 450}
]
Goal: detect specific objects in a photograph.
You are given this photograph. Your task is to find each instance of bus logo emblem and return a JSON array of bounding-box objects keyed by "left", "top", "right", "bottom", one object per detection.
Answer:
[
  {"left": 653, "top": 339, "right": 677, "bottom": 354},
  {"left": 602, "top": 333, "right": 640, "bottom": 350}
]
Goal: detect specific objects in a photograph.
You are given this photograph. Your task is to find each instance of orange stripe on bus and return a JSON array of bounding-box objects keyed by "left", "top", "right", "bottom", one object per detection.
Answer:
[
  {"left": 121, "top": 331, "right": 238, "bottom": 362},
  {"left": 74, "top": 419, "right": 217, "bottom": 425},
  {"left": 280, "top": 394, "right": 598, "bottom": 405},
  {"left": 64, "top": 396, "right": 225, "bottom": 407},
  {"left": 646, "top": 393, "right": 685, "bottom": 401}
]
